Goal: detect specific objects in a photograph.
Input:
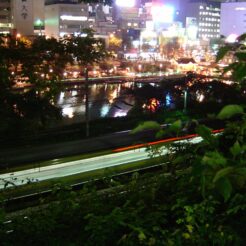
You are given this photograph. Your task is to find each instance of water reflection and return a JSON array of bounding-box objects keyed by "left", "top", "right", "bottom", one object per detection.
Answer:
[{"left": 56, "top": 82, "right": 136, "bottom": 124}]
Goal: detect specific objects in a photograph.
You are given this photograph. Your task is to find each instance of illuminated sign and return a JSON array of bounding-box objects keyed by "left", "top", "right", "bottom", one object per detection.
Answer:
[
  {"left": 235, "top": 7, "right": 246, "bottom": 11},
  {"left": 151, "top": 5, "right": 174, "bottom": 23},
  {"left": 186, "top": 17, "right": 198, "bottom": 40},
  {"left": 226, "top": 34, "right": 238, "bottom": 43},
  {"left": 60, "top": 15, "right": 87, "bottom": 21},
  {"left": 116, "top": 0, "right": 135, "bottom": 7}
]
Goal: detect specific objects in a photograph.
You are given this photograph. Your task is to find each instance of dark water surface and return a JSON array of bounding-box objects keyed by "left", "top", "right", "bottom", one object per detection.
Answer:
[{"left": 56, "top": 81, "right": 141, "bottom": 124}]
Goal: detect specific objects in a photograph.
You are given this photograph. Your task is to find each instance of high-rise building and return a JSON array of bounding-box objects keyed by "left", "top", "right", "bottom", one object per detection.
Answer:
[
  {"left": 0, "top": 0, "right": 12, "bottom": 34},
  {"left": 0, "top": 0, "right": 45, "bottom": 36},
  {"left": 220, "top": 1, "right": 246, "bottom": 39},
  {"left": 45, "top": 0, "right": 79, "bottom": 4},
  {"left": 1, "top": 0, "right": 45, "bottom": 36},
  {"left": 179, "top": 0, "right": 221, "bottom": 40},
  {"left": 45, "top": 1, "right": 116, "bottom": 38}
]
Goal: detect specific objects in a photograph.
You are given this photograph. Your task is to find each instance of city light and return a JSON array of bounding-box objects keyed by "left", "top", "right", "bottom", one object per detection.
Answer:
[
  {"left": 226, "top": 34, "right": 238, "bottom": 43},
  {"left": 62, "top": 107, "right": 74, "bottom": 118},
  {"left": 60, "top": 15, "right": 87, "bottom": 21},
  {"left": 151, "top": 5, "right": 174, "bottom": 23},
  {"left": 116, "top": 0, "right": 135, "bottom": 8}
]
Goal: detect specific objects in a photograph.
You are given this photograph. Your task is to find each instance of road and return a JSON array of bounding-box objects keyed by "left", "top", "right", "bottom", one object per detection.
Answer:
[
  {"left": 14, "top": 73, "right": 185, "bottom": 89},
  {"left": 0, "top": 136, "right": 202, "bottom": 189},
  {"left": 0, "top": 148, "right": 150, "bottom": 189},
  {"left": 0, "top": 129, "right": 158, "bottom": 166}
]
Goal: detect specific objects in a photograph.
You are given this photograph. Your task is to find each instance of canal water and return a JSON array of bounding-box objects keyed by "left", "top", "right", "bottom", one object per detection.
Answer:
[{"left": 56, "top": 81, "right": 140, "bottom": 124}]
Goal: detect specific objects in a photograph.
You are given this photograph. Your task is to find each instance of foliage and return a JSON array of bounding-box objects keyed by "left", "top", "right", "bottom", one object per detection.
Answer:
[
  {"left": 64, "top": 29, "right": 108, "bottom": 68},
  {"left": 217, "top": 104, "right": 244, "bottom": 120},
  {"left": 216, "top": 33, "right": 246, "bottom": 82},
  {"left": 131, "top": 121, "right": 161, "bottom": 134},
  {"left": 0, "top": 31, "right": 108, "bottom": 139},
  {"left": 108, "top": 35, "right": 122, "bottom": 52},
  {"left": 0, "top": 105, "right": 246, "bottom": 245},
  {"left": 1, "top": 32, "right": 246, "bottom": 245}
]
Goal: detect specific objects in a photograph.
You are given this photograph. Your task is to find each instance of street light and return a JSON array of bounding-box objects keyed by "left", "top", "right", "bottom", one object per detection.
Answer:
[
  {"left": 159, "top": 63, "right": 163, "bottom": 74},
  {"left": 36, "top": 19, "right": 43, "bottom": 36},
  {"left": 15, "top": 33, "right": 21, "bottom": 45},
  {"left": 183, "top": 75, "right": 189, "bottom": 112},
  {"left": 138, "top": 64, "right": 142, "bottom": 72},
  {"left": 183, "top": 89, "right": 188, "bottom": 113}
]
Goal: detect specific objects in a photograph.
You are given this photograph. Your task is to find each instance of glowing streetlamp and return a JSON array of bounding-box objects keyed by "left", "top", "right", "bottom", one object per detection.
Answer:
[
  {"left": 15, "top": 33, "right": 21, "bottom": 45},
  {"left": 35, "top": 19, "right": 43, "bottom": 36},
  {"left": 138, "top": 64, "right": 142, "bottom": 72},
  {"left": 183, "top": 89, "right": 188, "bottom": 112}
]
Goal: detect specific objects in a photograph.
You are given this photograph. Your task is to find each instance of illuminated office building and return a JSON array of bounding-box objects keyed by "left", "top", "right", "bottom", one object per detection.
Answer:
[
  {"left": 45, "top": 1, "right": 116, "bottom": 38},
  {"left": 0, "top": 0, "right": 45, "bottom": 36},
  {"left": 220, "top": 1, "right": 246, "bottom": 40},
  {"left": 179, "top": 0, "right": 221, "bottom": 40},
  {"left": 0, "top": 0, "right": 12, "bottom": 34}
]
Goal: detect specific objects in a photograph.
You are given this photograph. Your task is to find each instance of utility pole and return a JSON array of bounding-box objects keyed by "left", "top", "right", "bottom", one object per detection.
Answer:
[
  {"left": 183, "top": 75, "right": 188, "bottom": 113},
  {"left": 183, "top": 89, "right": 188, "bottom": 113},
  {"left": 85, "top": 67, "right": 90, "bottom": 137}
]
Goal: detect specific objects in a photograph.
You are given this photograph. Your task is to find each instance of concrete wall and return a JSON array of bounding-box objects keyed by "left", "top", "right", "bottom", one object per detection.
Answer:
[
  {"left": 44, "top": 4, "right": 60, "bottom": 38},
  {"left": 12, "top": 0, "right": 34, "bottom": 35}
]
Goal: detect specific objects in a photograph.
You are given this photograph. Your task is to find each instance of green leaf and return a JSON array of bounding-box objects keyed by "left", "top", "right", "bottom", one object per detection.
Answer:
[
  {"left": 234, "top": 167, "right": 246, "bottom": 175},
  {"left": 216, "top": 46, "right": 231, "bottom": 62},
  {"left": 231, "top": 63, "right": 246, "bottom": 81},
  {"left": 216, "top": 177, "right": 232, "bottom": 201},
  {"left": 169, "top": 120, "right": 182, "bottom": 133},
  {"left": 217, "top": 105, "right": 244, "bottom": 120},
  {"left": 230, "top": 141, "right": 242, "bottom": 157},
  {"left": 202, "top": 151, "right": 227, "bottom": 168},
  {"left": 237, "top": 33, "right": 246, "bottom": 42},
  {"left": 195, "top": 125, "right": 214, "bottom": 144},
  {"left": 155, "top": 129, "right": 164, "bottom": 139},
  {"left": 234, "top": 168, "right": 246, "bottom": 187},
  {"left": 235, "top": 52, "right": 246, "bottom": 61},
  {"left": 213, "top": 167, "right": 234, "bottom": 183},
  {"left": 131, "top": 121, "right": 161, "bottom": 134},
  {"left": 138, "top": 231, "right": 147, "bottom": 241},
  {"left": 222, "top": 62, "right": 237, "bottom": 75}
]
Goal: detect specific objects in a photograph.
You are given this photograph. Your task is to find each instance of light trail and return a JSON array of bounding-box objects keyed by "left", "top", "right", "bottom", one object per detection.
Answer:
[
  {"left": 113, "top": 129, "right": 224, "bottom": 152},
  {"left": 0, "top": 129, "right": 223, "bottom": 189}
]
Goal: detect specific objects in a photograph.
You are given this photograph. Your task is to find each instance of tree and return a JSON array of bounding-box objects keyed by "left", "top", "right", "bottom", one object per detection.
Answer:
[
  {"left": 108, "top": 34, "right": 122, "bottom": 53},
  {"left": 0, "top": 35, "right": 69, "bottom": 139},
  {"left": 21, "top": 36, "right": 72, "bottom": 95},
  {"left": 216, "top": 33, "right": 246, "bottom": 83},
  {"left": 65, "top": 29, "right": 108, "bottom": 137}
]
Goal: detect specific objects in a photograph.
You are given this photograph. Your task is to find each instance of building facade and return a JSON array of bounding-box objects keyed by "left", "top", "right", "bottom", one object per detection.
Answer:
[
  {"left": 220, "top": 1, "right": 246, "bottom": 38},
  {"left": 45, "top": 2, "right": 116, "bottom": 38},
  {"left": 0, "top": 0, "right": 45, "bottom": 36},
  {"left": 179, "top": 0, "right": 221, "bottom": 40},
  {"left": 0, "top": 0, "right": 12, "bottom": 34}
]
